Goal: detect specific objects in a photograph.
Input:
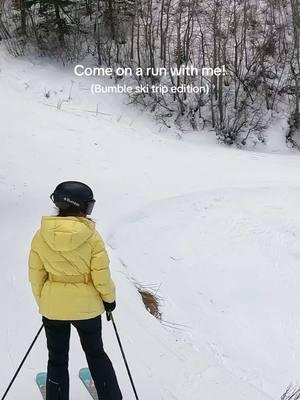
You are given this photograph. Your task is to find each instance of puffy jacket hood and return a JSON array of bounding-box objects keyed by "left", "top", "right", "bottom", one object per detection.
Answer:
[{"left": 40, "top": 216, "right": 95, "bottom": 252}]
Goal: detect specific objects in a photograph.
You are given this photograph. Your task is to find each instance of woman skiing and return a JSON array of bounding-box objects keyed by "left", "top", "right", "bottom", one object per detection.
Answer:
[{"left": 28, "top": 181, "right": 123, "bottom": 400}]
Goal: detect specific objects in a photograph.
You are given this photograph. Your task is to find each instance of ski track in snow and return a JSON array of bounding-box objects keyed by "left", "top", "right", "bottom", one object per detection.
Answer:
[{"left": 1, "top": 45, "right": 300, "bottom": 399}]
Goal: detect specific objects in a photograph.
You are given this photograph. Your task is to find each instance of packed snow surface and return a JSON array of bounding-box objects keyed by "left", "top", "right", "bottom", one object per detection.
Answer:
[{"left": 1, "top": 46, "right": 300, "bottom": 400}]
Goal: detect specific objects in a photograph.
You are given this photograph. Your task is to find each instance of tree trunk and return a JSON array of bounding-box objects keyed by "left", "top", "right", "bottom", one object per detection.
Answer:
[
  {"left": 20, "top": 0, "right": 26, "bottom": 35},
  {"left": 291, "top": 0, "right": 300, "bottom": 128},
  {"left": 54, "top": 4, "right": 65, "bottom": 47}
]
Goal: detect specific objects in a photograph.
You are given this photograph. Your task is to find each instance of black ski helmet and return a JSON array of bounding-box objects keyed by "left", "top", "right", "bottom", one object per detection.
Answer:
[{"left": 50, "top": 181, "right": 96, "bottom": 215}]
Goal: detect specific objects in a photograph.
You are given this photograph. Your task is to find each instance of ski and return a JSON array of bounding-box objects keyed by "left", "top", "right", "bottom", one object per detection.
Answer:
[
  {"left": 79, "top": 368, "right": 99, "bottom": 400},
  {"left": 36, "top": 372, "right": 47, "bottom": 400}
]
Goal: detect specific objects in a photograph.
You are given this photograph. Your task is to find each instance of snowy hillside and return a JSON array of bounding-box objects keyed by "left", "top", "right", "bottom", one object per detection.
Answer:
[{"left": 1, "top": 45, "right": 300, "bottom": 400}]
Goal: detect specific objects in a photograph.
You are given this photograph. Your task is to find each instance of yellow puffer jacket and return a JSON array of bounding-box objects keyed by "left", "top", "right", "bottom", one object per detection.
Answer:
[{"left": 28, "top": 216, "right": 115, "bottom": 320}]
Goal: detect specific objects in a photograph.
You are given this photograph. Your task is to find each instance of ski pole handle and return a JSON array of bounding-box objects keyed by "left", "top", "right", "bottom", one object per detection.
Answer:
[{"left": 106, "top": 311, "right": 112, "bottom": 321}]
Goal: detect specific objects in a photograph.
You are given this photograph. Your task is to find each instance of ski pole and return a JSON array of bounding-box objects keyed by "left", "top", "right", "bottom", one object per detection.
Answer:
[
  {"left": 107, "top": 312, "right": 140, "bottom": 400},
  {"left": 1, "top": 324, "right": 44, "bottom": 400}
]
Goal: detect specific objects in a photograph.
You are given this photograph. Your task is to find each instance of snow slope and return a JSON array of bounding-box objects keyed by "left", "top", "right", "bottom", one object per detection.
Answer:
[{"left": 1, "top": 45, "right": 300, "bottom": 400}]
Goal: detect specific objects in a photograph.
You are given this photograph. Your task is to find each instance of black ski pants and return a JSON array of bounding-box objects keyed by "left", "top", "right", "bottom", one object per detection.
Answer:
[{"left": 42, "top": 315, "right": 122, "bottom": 400}]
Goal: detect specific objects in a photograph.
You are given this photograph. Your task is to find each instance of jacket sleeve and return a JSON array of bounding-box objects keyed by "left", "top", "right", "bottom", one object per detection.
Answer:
[
  {"left": 28, "top": 232, "right": 47, "bottom": 306},
  {"left": 90, "top": 231, "right": 116, "bottom": 303}
]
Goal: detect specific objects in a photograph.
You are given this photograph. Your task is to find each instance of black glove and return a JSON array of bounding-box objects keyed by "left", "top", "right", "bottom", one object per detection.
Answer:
[
  {"left": 103, "top": 301, "right": 116, "bottom": 321},
  {"left": 103, "top": 300, "right": 116, "bottom": 312}
]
